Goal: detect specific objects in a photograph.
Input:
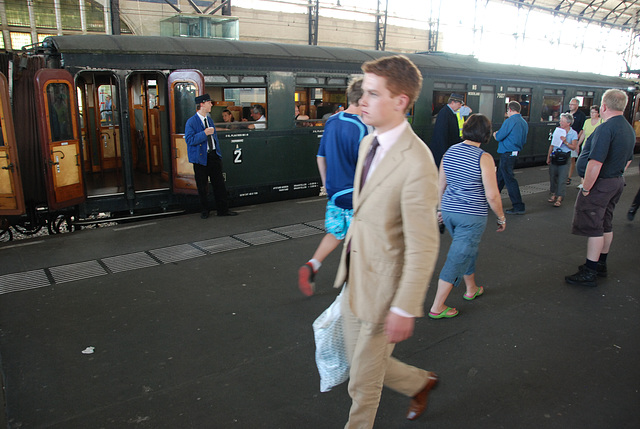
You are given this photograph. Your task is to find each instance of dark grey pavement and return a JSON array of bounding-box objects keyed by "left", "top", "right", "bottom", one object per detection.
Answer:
[{"left": 1, "top": 159, "right": 639, "bottom": 429}]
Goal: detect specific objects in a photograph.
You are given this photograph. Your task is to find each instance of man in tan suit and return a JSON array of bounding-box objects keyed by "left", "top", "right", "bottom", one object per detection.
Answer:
[{"left": 333, "top": 55, "right": 440, "bottom": 428}]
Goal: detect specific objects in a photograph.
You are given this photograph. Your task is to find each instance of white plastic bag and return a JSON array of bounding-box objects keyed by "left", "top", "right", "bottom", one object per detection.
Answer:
[{"left": 313, "top": 290, "right": 349, "bottom": 392}]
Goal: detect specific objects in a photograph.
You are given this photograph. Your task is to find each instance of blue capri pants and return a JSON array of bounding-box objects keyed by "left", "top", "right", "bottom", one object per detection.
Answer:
[{"left": 439, "top": 211, "right": 488, "bottom": 287}]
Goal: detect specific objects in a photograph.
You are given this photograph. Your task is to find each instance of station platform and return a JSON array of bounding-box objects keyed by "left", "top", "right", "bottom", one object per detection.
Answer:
[{"left": 1, "top": 160, "right": 639, "bottom": 429}]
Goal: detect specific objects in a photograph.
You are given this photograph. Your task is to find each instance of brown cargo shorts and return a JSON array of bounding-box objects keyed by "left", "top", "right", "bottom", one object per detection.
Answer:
[{"left": 572, "top": 177, "right": 624, "bottom": 237}]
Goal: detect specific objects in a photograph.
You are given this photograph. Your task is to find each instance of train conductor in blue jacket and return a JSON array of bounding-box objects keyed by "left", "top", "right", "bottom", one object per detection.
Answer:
[{"left": 185, "top": 94, "right": 238, "bottom": 219}]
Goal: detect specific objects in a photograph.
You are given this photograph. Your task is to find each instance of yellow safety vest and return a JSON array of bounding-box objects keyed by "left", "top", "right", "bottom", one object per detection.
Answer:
[{"left": 456, "top": 110, "right": 464, "bottom": 137}]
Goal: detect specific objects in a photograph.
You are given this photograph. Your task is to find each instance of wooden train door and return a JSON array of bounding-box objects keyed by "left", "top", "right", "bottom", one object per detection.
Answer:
[
  {"left": 76, "top": 85, "right": 91, "bottom": 173},
  {"left": 34, "top": 69, "right": 85, "bottom": 210},
  {"left": 128, "top": 73, "right": 170, "bottom": 192},
  {"left": 168, "top": 69, "right": 204, "bottom": 194},
  {"left": 0, "top": 72, "right": 25, "bottom": 215}
]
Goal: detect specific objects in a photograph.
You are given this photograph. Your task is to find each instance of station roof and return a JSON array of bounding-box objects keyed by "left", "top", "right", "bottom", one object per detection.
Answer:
[{"left": 504, "top": 0, "right": 640, "bottom": 31}]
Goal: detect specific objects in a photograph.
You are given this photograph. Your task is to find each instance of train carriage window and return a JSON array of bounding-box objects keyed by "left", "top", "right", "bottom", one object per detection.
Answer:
[
  {"left": 98, "top": 85, "right": 117, "bottom": 125},
  {"left": 432, "top": 83, "right": 467, "bottom": 123},
  {"left": 46, "top": 83, "right": 74, "bottom": 142},
  {"left": 541, "top": 89, "right": 565, "bottom": 122},
  {"left": 294, "top": 89, "right": 312, "bottom": 127},
  {"left": 173, "top": 82, "right": 197, "bottom": 134},
  {"left": 477, "top": 85, "right": 495, "bottom": 121},
  {"left": 574, "top": 91, "right": 595, "bottom": 115},
  {"left": 504, "top": 87, "right": 531, "bottom": 121},
  {"left": 295, "top": 76, "right": 349, "bottom": 128},
  {"left": 298, "top": 77, "right": 321, "bottom": 85},
  {"left": 147, "top": 80, "right": 158, "bottom": 109},
  {"left": 293, "top": 87, "right": 346, "bottom": 127},
  {"left": 76, "top": 87, "right": 84, "bottom": 130},
  {"left": 209, "top": 87, "right": 267, "bottom": 130}
]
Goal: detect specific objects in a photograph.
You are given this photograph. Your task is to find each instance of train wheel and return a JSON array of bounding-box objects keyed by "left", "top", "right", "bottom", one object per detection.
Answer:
[
  {"left": 47, "top": 215, "right": 75, "bottom": 234},
  {"left": 13, "top": 221, "right": 43, "bottom": 235},
  {"left": 0, "top": 228, "right": 12, "bottom": 242}
]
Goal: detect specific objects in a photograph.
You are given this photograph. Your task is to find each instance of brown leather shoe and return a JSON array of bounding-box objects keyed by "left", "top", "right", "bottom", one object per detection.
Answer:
[{"left": 406, "top": 373, "right": 439, "bottom": 421}]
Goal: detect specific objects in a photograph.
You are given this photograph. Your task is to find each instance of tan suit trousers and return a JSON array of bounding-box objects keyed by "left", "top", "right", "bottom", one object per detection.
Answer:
[{"left": 341, "top": 287, "right": 430, "bottom": 429}]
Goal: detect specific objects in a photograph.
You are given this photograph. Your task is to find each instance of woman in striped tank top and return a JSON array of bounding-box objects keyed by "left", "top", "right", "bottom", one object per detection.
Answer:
[{"left": 429, "top": 114, "right": 506, "bottom": 319}]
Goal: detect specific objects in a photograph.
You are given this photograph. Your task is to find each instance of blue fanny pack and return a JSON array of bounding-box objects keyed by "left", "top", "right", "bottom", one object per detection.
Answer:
[{"left": 325, "top": 188, "right": 353, "bottom": 239}]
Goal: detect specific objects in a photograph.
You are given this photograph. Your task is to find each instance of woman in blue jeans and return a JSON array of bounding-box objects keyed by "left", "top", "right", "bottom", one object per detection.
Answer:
[{"left": 429, "top": 114, "right": 506, "bottom": 319}]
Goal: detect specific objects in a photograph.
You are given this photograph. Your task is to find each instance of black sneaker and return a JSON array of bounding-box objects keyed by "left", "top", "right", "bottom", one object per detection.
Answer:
[
  {"left": 565, "top": 265, "right": 597, "bottom": 287},
  {"left": 596, "top": 262, "right": 607, "bottom": 278},
  {"left": 628, "top": 204, "right": 638, "bottom": 221},
  {"left": 505, "top": 208, "right": 526, "bottom": 215}
]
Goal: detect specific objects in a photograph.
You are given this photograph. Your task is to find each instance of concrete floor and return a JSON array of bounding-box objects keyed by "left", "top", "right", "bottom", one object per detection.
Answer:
[{"left": 0, "top": 161, "right": 638, "bottom": 428}]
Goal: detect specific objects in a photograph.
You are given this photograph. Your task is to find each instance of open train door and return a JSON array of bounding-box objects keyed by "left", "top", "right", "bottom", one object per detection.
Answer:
[
  {"left": 34, "top": 69, "right": 85, "bottom": 210},
  {"left": 0, "top": 72, "right": 25, "bottom": 215},
  {"left": 168, "top": 69, "right": 204, "bottom": 194}
]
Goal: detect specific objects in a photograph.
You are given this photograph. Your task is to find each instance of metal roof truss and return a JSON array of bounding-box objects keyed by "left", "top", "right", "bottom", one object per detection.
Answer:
[{"left": 500, "top": 0, "right": 640, "bottom": 31}]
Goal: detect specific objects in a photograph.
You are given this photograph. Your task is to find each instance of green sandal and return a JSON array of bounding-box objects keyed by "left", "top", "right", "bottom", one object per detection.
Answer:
[
  {"left": 428, "top": 307, "right": 458, "bottom": 319},
  {"left": 463, "top": 286, "right": 484, "bottom": 301}
]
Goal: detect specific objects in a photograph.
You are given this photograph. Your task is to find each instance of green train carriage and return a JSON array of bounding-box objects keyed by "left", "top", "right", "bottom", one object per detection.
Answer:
[{"left": 0, "top": 35, "right": 637, "bottom": 237}]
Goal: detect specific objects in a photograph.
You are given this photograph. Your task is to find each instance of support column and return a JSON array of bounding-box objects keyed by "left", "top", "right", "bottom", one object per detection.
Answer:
[
  {"left": 222, "top": 0, "right": 231, "bottom": 16},
  {"left": 27, "top": 0, "right": 38, "bottom": 45},
  {"left": 54, "top": 0, "right": 63, "bottom": 35},
  {"left": 625, "top": 30, "right": 638, "bottom": 71},
  {"left": 79, "top": 0, "right": 87, "bottom": 34},
  {"left": 102, "top": 0, "right": 111, "bottom": 35},
  {"left": 428, "top": 1, "right": 440, "bottom": 51},
  {"left": 308, "top": 0, "right": 318, "bottom": 46},
  {"left": 0, "top": 0, "right": 11, "bottom": 50},
  {"left": 376, "top": 0, "right": 388, "bottom": 51},
  {"left": 110, "top": 0, "right": 120, "bottom": 35}
]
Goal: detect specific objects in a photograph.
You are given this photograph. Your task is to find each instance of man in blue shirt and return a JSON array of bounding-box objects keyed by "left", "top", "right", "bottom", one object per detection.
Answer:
[
  {"left": 298, "top": 77, "right": 368, "bottom": 296},
  {"left": 493, "top": 101, "right": 528, "bottom": 214}
]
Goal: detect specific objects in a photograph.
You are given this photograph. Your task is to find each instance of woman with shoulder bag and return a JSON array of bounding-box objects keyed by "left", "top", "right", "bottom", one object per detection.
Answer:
[{"left": 547, "top": 113, "right": 578, "bottom": 207}]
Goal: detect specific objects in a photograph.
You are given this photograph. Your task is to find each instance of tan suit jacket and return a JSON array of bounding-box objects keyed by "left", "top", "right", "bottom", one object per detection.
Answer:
[{"left": 333, "top": 124, "right": 440, "bottom": 324}]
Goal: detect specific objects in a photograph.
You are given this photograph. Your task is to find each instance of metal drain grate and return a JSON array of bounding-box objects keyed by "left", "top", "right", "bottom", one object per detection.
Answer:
[
  {"left": 48, "top": 260, "right": 108, "bottom": 284},
  {"left": 149, "top": 244, "right": 206, "bottom": 264},
  {"left": 0, "top": 218, "right": 324, "bottom": 293},
  {"left": 193, "top": 236, "right": 249, "bottom": 254},
  {"left": 102, "top": 252, "right": 159, "bottom": 273},
  {"left": 502, "top": 181, "right": 550, "bottom": 197},
  {"left": 233, "top": 230, "right": 290, "bottom": 246},
  {"left": 0, "top": 269, "right": 50, "bottom": 295},
  {"left": 271, "top": 223, "right": 324, "bottom": 239},
  {"left": 520, "top": 182, "right": 551, "bottom": 195},
  {"left": 304, "top": 219, "right": 326, "bottom": 231}
]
